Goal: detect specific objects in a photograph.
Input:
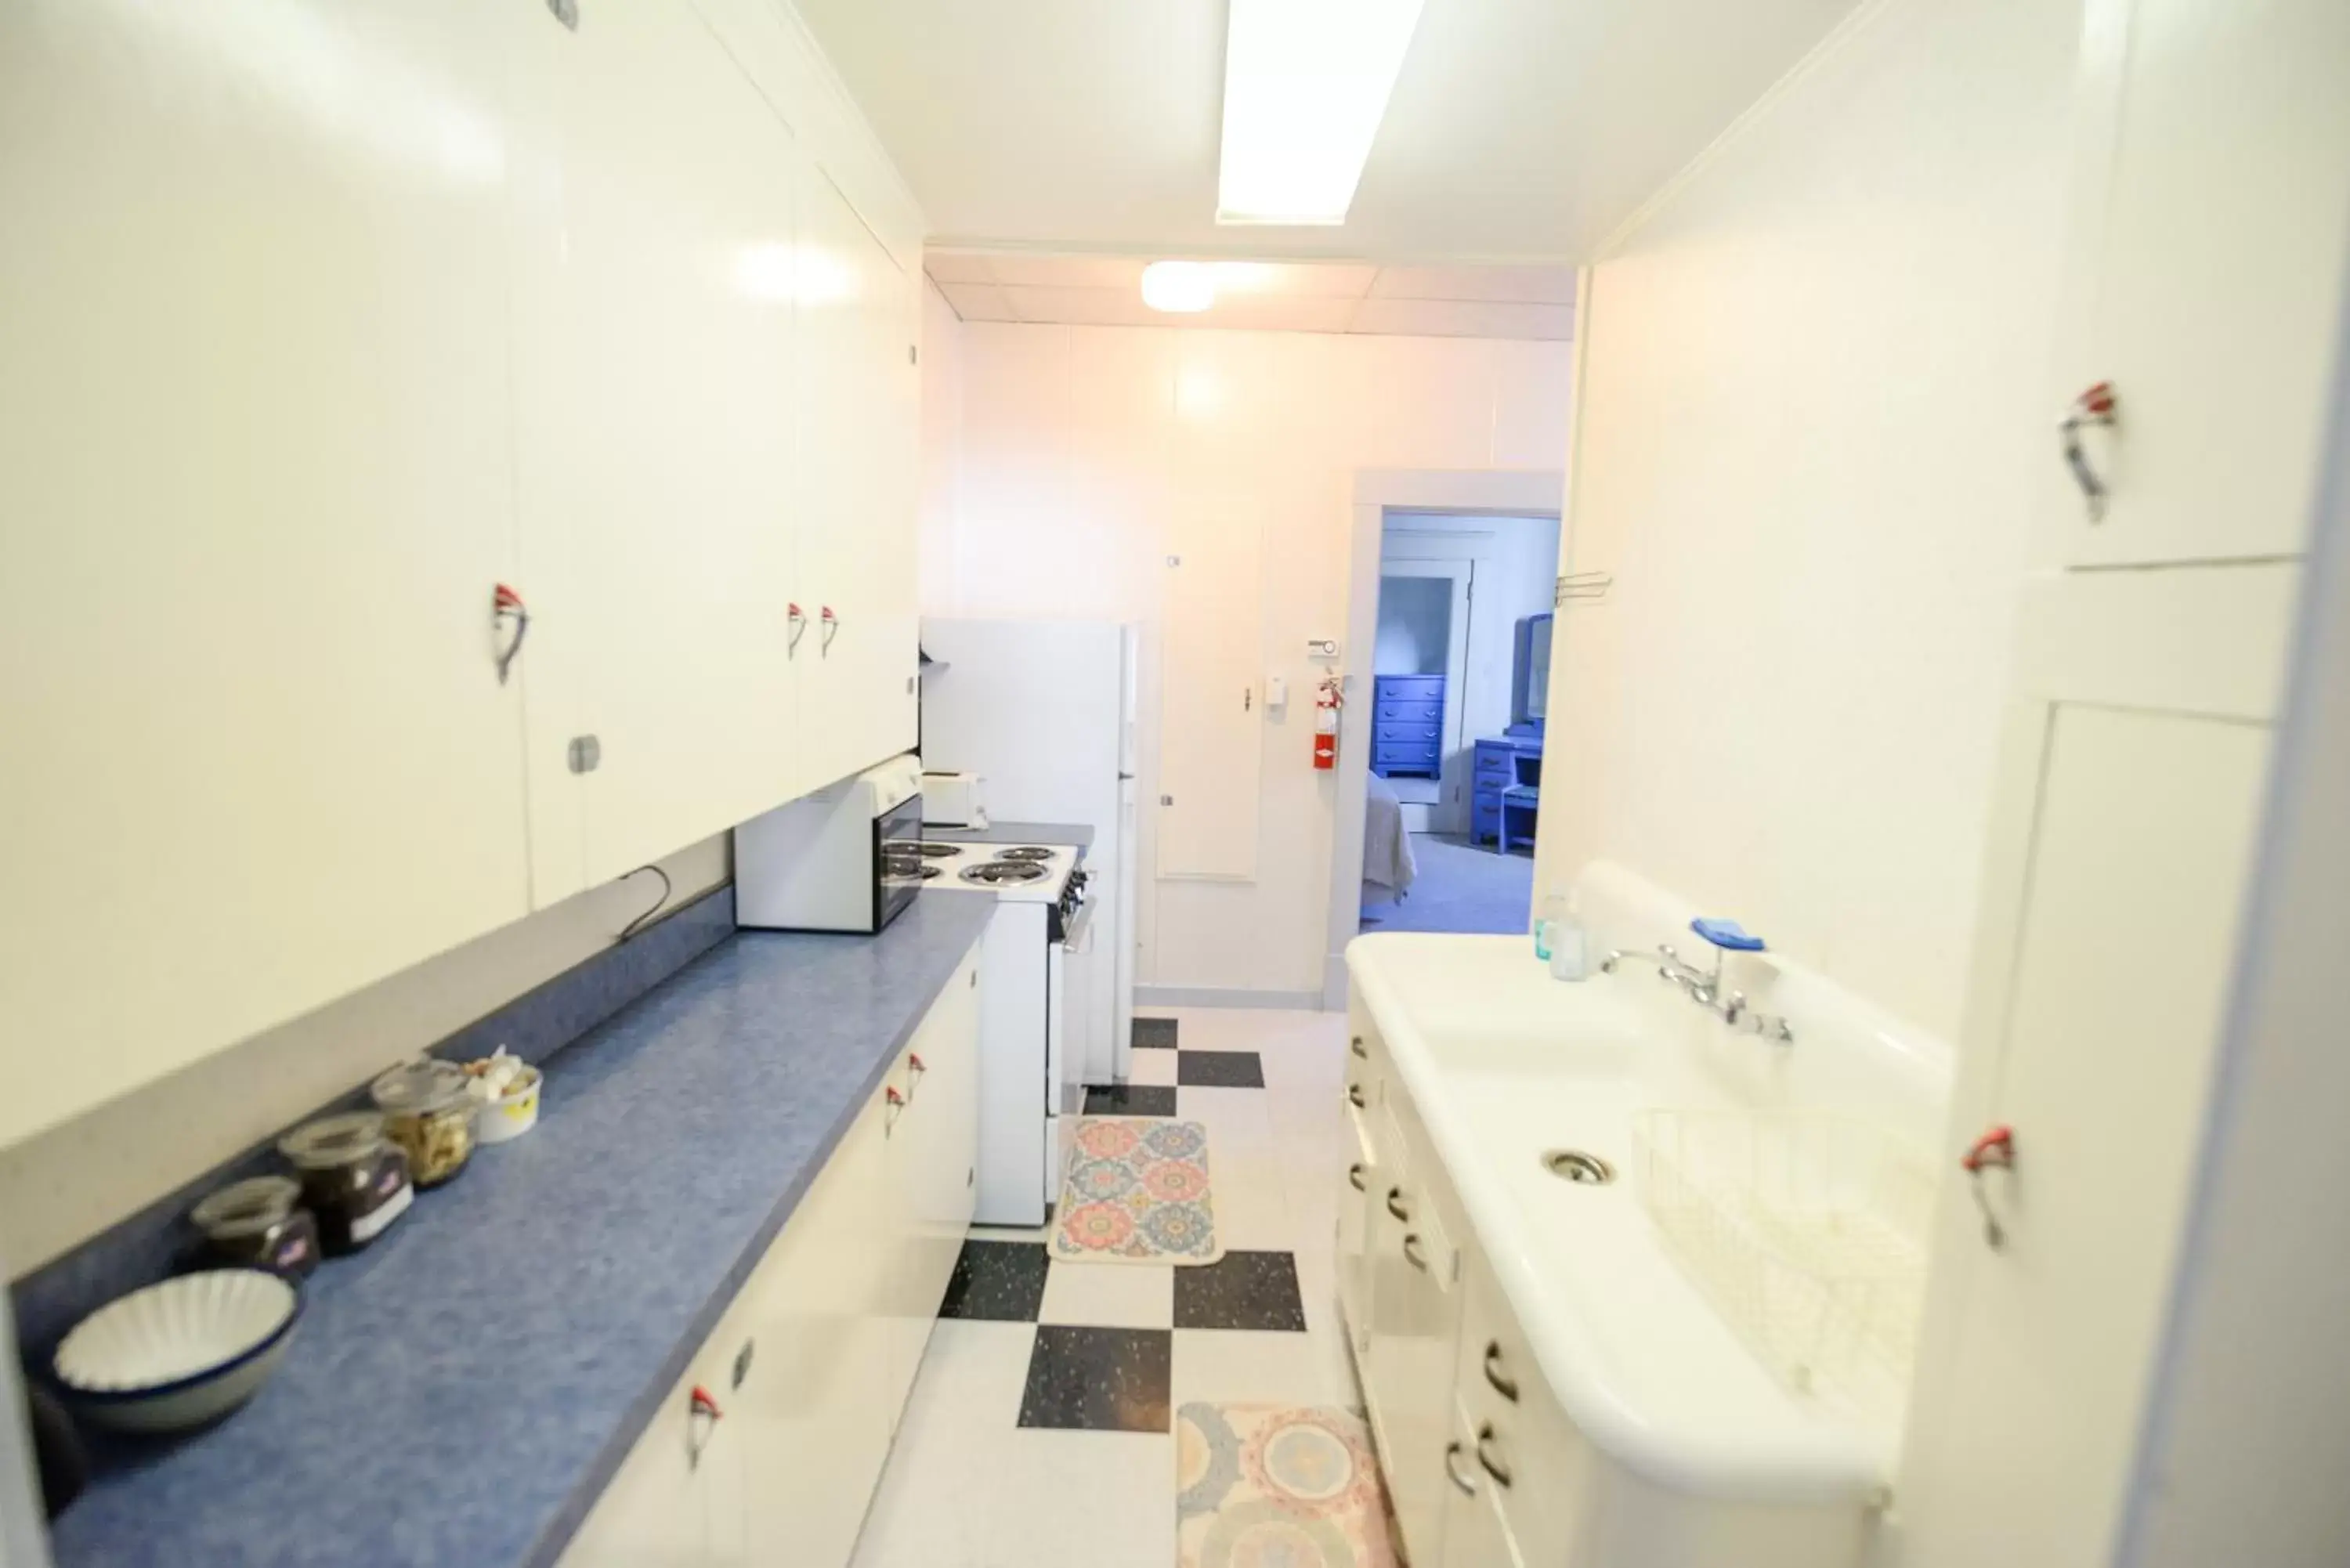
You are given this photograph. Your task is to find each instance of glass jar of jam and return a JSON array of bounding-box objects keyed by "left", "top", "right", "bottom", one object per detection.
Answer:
[
  {"left": 189, "top": 1176, "right": 320, "bottom": 1279},
  {"left": 278, "top": 1112, "right": 414, "bottom": 1255},
  {"left": 369, "top": 1060, "right": 475, "bottom": 1187}
]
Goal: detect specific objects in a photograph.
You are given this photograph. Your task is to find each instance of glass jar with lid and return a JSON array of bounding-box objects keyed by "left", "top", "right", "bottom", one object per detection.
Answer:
[
  {"left": 278, "top": 1111, "right": 414, "bottom": 1255},
  {"left": 189, "top": 1175, "right": 320, "bottom": 1279},
  {"left": 369, "top": 1060, "right": 475, "bottom": 1187}
]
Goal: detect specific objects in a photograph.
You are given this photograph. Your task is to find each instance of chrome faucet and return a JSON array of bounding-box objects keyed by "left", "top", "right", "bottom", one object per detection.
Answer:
[{"left": 1602, "top": 938, "right": 1795, "bottom": 1045}]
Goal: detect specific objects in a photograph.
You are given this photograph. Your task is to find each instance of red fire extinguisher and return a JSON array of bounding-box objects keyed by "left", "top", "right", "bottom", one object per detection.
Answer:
[{"left": 1313, "top": 676, "right": 1343, "bottom": 770}]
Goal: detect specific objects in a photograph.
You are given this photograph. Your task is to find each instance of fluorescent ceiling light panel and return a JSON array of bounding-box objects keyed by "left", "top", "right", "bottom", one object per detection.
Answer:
[{"left": 1217, "top": 0, "right": 1425, "bottom": 226}]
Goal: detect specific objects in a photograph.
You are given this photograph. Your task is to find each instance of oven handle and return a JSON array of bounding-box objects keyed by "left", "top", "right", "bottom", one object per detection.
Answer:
[{"left": 1058, "top": 897, "right": 1097, "bottom": 951}]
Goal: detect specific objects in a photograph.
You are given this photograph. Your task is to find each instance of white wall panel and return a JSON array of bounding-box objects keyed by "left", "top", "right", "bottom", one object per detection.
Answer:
[{"left": 1531, "top": 0, "right": 2079, "bottom": 1040}]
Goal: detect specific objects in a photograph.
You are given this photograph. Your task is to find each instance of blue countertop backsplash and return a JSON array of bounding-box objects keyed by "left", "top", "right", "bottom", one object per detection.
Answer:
[{"left": 30, "top": 887, "right": 996, "bottom": 1568}]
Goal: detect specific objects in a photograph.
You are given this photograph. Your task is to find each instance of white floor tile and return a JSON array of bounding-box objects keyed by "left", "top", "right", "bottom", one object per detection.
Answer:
[
  {"left": 1038, "top": 1261, "right": 1175, "bottom": 1329},
  {"left": 1125, "top": 1050, "right": 1177, "bottom": 1086},
  {"left": 1170, "top": 1326, "right": 1360, "bottom": 1411},
  {"left": 1212, "top": 1153, "right": 1298, "bottom": 1252},
  {"left": 984, "top": 1429, "right": 1177, "bottom": 1568}
]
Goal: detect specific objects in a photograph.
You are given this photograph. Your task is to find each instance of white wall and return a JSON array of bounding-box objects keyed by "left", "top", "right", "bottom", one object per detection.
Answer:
[
  {"left": 917, "top": 277, "right": 964, "bottom": 615},
  {"left": 1531, "top": 0, "right": 2078, "bottom": 1041},
  {"left": 1374, "top": 577, "right": 1452, "bottom": 676},
  {"left": 925, "top": 322, "right": 1571, "bottom": 997}
]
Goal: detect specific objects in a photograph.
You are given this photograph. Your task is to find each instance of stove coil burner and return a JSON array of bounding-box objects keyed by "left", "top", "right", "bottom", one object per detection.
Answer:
[
  {"left": 886, "top": 841, "right": 964, "bottom": 860},
  {"left": 882, "top": 857, "right": 940, "bottom": 882},
  {"left": 959, "top": 861, "right": 1047, "bottom": 886},
  {"left": 996, "top": 847, "right": 1056, "bottom": 862}
]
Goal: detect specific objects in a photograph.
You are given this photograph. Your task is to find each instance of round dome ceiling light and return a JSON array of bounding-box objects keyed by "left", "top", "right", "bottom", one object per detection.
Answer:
[{"left": 1141, "top": 261, "right": 1217, "bottom": 314}]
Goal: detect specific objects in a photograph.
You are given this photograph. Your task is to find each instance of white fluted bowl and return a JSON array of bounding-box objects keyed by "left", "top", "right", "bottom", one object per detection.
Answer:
[{"left": 55, "top": 1270, "right": 302, "bottom": 1433}]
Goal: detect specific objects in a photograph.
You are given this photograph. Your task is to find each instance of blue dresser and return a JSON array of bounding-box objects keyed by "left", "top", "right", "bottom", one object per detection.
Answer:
[
  {"left": 1472, "top": 734, "right": 1543, "bottom": 848},
  {"left": 1371, "top": 674, "right": 1445, "bottom": 778}
]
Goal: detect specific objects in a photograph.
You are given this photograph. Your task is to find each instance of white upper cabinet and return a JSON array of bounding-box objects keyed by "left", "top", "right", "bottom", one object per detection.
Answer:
[
  {"left": 793, "top": 163, "right": 921, "bottom": 796},
  {"left": 2046, "top": 0, "right": 2350, "bottom": 566},
  {"left": 0, "top": 0, "right": 534, "bottom": 1149},
  {"left": 508, "top": 0, "right": 802, "bottom": 894}
]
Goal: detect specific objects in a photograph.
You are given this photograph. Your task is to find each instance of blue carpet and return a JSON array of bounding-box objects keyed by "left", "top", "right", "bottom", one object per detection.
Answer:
[{"left": 1362, "top": 833, "right": 1533, "bottom": 935}]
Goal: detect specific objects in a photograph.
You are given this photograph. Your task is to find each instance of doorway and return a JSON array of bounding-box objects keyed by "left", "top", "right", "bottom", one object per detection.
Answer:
[{"left": 1355, "top": 508, "right": 1561, "bottom": 940}]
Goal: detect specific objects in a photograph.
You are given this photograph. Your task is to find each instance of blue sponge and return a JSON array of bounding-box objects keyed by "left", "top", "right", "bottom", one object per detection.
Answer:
[{"left": 1690, "top": 918, "right": 1766, "bottom": 952}]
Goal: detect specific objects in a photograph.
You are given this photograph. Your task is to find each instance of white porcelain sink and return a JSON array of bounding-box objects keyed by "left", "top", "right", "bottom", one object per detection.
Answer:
[{"left": 1348, "top": 930, "right": 1914, "bottom": 1508}]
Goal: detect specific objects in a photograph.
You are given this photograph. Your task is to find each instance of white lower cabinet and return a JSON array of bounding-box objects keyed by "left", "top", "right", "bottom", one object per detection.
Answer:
[
  {"left": 561, "top": 943, "right": 980, "bottom": 1568},
  {"left": 1341, "top": 1012, "right": 1870, "bottom": 1568}
]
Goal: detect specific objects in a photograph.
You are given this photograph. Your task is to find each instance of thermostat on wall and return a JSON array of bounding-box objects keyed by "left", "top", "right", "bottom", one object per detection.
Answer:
[{"left": 1307, "top": 638, "right": 1340, "bottom": 660}]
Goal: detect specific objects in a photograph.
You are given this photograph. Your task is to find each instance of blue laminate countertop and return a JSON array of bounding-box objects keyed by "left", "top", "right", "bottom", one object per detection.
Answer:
[
  {"left": 923, "top": 819, "right": 1094, "bottom": 849},
  {"left": 46, "top": 892, "right": 997, "bottom": 1568}
]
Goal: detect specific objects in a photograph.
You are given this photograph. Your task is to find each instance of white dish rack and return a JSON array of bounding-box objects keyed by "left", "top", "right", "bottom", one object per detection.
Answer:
[{"left": 1631, "top": 1108, "right": 1935, "bottom": 1416}]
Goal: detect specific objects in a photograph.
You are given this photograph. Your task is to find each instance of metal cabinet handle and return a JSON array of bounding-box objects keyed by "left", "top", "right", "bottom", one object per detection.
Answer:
[
  {"left": 1350, "top": 1035, "right": 1368, "bottom": 1060},
  {"left": 2059, "top": 381, "right": 2118, "bottom": 521},
  {"left": 1386, "top": 1188, "right": 1412, "bottom": 1223},
  {"left": 1475, "top": 1424, "right": 1512, "bottom": 1488},
  {"left": 1347, "top": 1084, "right": 1367, "bottom": 1109},
  {"left": 1347, "top": 1163, "right": 1367, "bottom": 1192},
  {"left": 1444, "top": 1441, "right": 1479, "bottom": 1497},
  {"left": 786, "top": 602, "right": 808, "bottom": 654},
  {"left": 1403, "top": 1234, "right": 1430, "bottom": 1272},
  {"left": 493, "top": 583, "right": 530, "bottom": 685},
  {"left": 687, "top": 1384, "right": 723, "bottom": 1469},
  {"left": 820, "top": 605, "right": 840, "bottom": 654},
  {"left": 1484, "top": 1342, "right": 1519, "bottom": 1403}
]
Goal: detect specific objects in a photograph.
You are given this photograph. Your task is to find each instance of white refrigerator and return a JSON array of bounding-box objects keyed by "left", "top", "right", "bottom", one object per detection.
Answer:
[{"left": 919, "top": 618, "right": 1139, "bottom": 1086}]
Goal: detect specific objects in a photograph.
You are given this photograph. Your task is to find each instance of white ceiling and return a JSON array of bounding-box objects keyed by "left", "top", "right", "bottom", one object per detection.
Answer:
[
  {"left": 793, "top": 0, "right": 1863, "bottom": 263},
  {"left": 926, "top": 251, "right": 1574, "bottom": 339}
]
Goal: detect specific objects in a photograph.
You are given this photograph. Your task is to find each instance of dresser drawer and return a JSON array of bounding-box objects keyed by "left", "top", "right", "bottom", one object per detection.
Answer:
[
  {"left": 1376, "top": 721, "right": 1441, "bottom": 746},
  {"left": 1375, "top": 674, "right": 1446, "bottom": 699},
  {"left": 1376, "top": 699, "right": 1444, "bottom": 724}
]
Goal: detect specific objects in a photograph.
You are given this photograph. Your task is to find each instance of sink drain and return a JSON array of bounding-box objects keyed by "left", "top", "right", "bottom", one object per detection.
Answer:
[{"left": 1541, "top": 1149, "right": 1616, "bottom": 1185}]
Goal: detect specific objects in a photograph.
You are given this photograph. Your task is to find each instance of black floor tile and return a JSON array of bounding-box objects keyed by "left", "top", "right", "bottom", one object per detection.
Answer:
[
  {"left": 1176, "top": 1050, "right": 1265, "bottom": 1089},
  {"left": 1018, "top": 1325, "right": 1173, "bottom": 1433},
  {"left": 1173, "top": 1250, "right": 1307, "bottom": 1332},
  {"left": 1133, "top": 1017, "right": 1179, "bottom": 1050},
  {"left": 1084, "top": 1083, "right": 1178, "bottom": 1116},
  {"left": 937, "top": 1239, "right": 1050, "bottom": 1322}
]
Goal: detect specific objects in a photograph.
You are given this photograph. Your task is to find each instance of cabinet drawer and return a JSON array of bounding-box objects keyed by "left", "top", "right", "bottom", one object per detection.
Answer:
[
  {"left": 1376, "top": 721, "right": 1442, "bottom": 745},
  {"left": 1377, "top": 699, "right": 1444, "bottom": 724},
  {"left": 1376, "top": 675, "right": 1446, "bottom": 698},
  {"left": 1453, "top": 1252, "right": 1588, "bottom": 1566},
  {"left": 1474, "top": 751, "right": 1515, "bottom": 779},
  {"left": 1470, "top": 803, "right": 1502, "bottom": 840}
]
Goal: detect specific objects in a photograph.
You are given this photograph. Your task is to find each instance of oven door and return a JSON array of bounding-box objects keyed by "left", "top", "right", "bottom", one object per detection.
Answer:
[{"left": 872, "top": 793, "right": 925, "bottom": 932}]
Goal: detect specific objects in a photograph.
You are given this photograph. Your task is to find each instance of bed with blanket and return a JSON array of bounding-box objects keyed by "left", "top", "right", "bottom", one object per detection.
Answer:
[{"left": 1361, "top": 773, "right": 1419, "bottom": 905}]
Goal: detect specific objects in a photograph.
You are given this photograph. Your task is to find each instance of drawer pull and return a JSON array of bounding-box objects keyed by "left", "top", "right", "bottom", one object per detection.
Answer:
[
  {"left": 1403, "top": 1233, "right": 1430, "bottom": 1272},
  {"left": 1444, "top": 1440, "right": 1479, "bottom": 1496},
  {"left": 1348, "top": 1163, "right": 1367, "bottom": 1192},
  {"left": 1484, "top": 1342, "right": 1520, "bottom": 1403},
  {"left": 1386, "top": 1188, "right": 1412, "bottom": 1222},
  {"left": 1347, "top": 1085, "right": 1367, "bottom": 1109},
  {"left": 1475, "top": 1424, "right": 1513, "bottom": 1488},
  {"left": 1350, "top": 1035, "right": 1368, "bottom": 1060}
]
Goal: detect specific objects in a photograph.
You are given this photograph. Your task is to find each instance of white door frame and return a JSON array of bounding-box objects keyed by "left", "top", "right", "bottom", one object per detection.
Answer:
[
  {"left": 1324, "top": 469, "right": 1566, "bottom": 1009},
  {"left": 1374, "top": 558, "right": 1474, "bottom": 833}
]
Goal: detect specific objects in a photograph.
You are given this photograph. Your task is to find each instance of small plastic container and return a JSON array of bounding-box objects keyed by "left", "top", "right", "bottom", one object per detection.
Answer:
[
  {"left": 279, "top": 1112, "right": 414, "bottom": 1255},
  {"left": 189, "top": 1176, "right": 320, "bottom": 1280},
  {"left": 470, "top": 1062, "right": 542, "bottom": 1146},
  {"left": 370, "top": 1060, "right": 476, "bottom": 1187}
]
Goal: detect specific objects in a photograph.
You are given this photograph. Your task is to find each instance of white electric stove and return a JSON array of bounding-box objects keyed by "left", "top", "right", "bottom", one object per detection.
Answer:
[{"left": 891, "top": 837, "right": 1089, "bottom": 1225}]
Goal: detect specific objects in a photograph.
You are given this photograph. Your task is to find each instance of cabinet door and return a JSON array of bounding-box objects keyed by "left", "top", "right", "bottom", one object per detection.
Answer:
[
  {"left": 1363, "top": 1147, "right": 1463, "bottom": 1568},
  {"left": 1438, "top": 1402, "right": 1530, "bottom": 1568},
  {"left": 1899, "top": 567, "right": 2298, "bottom": 1568},
  {"left": 1157, "top": 512, "right": 1267, "bottom": 879},
  {"left": 560, "top": 1313, "right": 754, "bottom": 1568},
  {"left": 508, "top": 0, "right": 799, "bottom": 894},
  {"left": 884, "top": 950, "right": 982, "bottom": 1418},
  {"left": 1336, "top": 1104, "right": 1377, "bottom": 1354},
  {"left": 794, "top": 164, "right": 918, "bottom": 796},
  {"left": 739, "top": 1087, "right": 893, "bottom": 1568},
  {"left": 2046, "top": 0, "right": 2350, "bottom": 565},
  {"left": 0, "top": 0, "right": 534, "bottom": 1149}
]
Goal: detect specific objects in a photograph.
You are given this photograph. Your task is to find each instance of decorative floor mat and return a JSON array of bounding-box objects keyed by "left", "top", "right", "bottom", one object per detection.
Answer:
[
  {"left": 1177, "top": 1404, "right": 1397, "bottom": 1568},
  {"left": 1050, "top": 1117, "right": 1222, "bottom": 1265}
]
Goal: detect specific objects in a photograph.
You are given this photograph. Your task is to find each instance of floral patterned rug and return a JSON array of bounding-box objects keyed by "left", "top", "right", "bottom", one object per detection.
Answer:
[
  {"left": 1050, "top": 1117, "right": 1222, "bottom": 1265},
  {"left": 1177, "top": 1404, "right": 1398, "bottom": 1568}
]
